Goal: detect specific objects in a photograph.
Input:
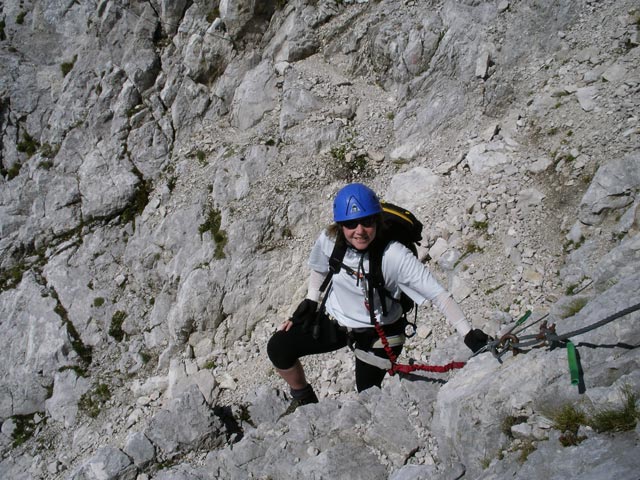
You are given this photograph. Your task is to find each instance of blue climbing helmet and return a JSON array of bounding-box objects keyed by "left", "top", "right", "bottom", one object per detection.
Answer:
[{"left": 333, "top": 183, "right": 382, "bottom": 222}]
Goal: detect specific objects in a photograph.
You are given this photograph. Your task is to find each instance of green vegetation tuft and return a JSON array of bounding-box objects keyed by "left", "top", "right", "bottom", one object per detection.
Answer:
[
  {"left": 501, "top": 414, "right": 528, "bottom": 438},
  {"left": 38, "top": 160, "right": 54, "bottom": 170},
  {"left": 126, "top": 104, "right": 144, "bottom": 118},
  {"left": 5, "top": 162, "right": 21, "bottom": 179},
  {"left": 330, "top": 143, "right": 349, "bottom": 163},
  {"left": 329, "top": 137, "right": 371, "bottom": 181},
  {"left": 17, "top": 132, "right": 40, "bottom": 157},
  {"left": 206, "top": 7, "right": 220, "bottom": 23},
  {"left": 472, "top": 220, "right": 489, "bottom": 231},
  {"left": 564, "top": 276, "right": 588, "bottom": 295},
  {"left": 203, "top": 360, "right": 216, "bottom": 369},
  {"left": 16, "top": 11, "right": 26, "bottom": 25},
  {"left": 53, "top": 297, "right": 93, "bottom": 365},
  {"left": 563, "top": 235, "right": 586, "bottom": 254},
  {"left": 549, "top": 403, "right": 588, "bottom": 447},
  {"left": 518, "top": 441, "right": 536, "bottom": 463},
  {"left": 196, "top": 150, "right": 207, "bottom": 166},
  {"left": 238, "top": 404, "right": 256, "bottom": 428},
  {"left": 547, "top": 386, "right": 639, "bottom": 447},
  {"left": 559, "top": 296, "right": 588, "bottom": 319},
  {"left": 590, "top": 386, "right": 639, "bottom": 433},
  {"left": 60, "top": 55, "right": 78, "bottom": 77},
  {"left": 120, "top": 175, "right": 151, "bottom": 226},
  {"left": 199, "top": 207, "right": 228, "bottom": 259},
  {"left": 139, "top": 351, "right": 152, "bottom": 364},
  {"left": 0, "top": 263, "right": 26, "bottom": 291},
  {"left": 58, "top": 365, "right": 88, "bottom": 377},
  {"left": 93, "top": 297, "right": 105, "bottom": 307},
  {"left": 552, "top": 403, "right": 586, "bottom": 432},
  {"left": 109, "top": 311, "right": 127, "bottom": 342},
  {"left": 454, "top": 241, "right": 483, "bottom": 268},
  {"left": 79, "top": 383, "right": 111, "bottom": 418},
  {"left": 463, "top": 241, "right": 482, "bottom": 255},
  {"left": 484, "top": 283, "right": 505, "bottom": 295},
  {"left": 557, "top": 151, "right": 576, "bottom": 163},
  {"left": 10, "top": 414, "right": 37, "bottom": 447}
]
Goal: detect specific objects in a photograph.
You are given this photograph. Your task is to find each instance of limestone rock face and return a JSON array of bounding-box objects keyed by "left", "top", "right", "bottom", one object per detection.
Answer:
[
  {"left": 68, "top": 446, "right": 137, "bottom": 480},
  {"left": 1, "top": 0, "right": 639, "bottom": 478},
  {"left": 0, "top": 274, "right": 73, "bottom": 420},
  {"left": 145, "top": 385, "right": 224, "bottom": 456},
  {"left": 579, "top": 152, "right": 640, "bottom": 225},
  {"left": 230, "top": 59, "right": 279, "bottom": 130}
]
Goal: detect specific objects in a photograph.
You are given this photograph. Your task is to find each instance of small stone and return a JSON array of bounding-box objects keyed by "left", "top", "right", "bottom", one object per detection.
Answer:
[
  {"left": 511, "top": 422, "right": 533, "bottom": 440},
  {"left": 416, "top": 325, "right": 432, "bottom": 339},
  {"left": 429, "top": 238, "right": 448, "bottom": 261},
  {"left": 527, "top": 157, "right": 552, "bottom": 173},
  {"left": 218, "top": 372, "right": 237, "bottom": 390},
  {"left": 438, "top": 249, "right": 461, "bottom": 271},
  {"left": 475, "top": 52, "right": 491, "bottom": 79},
  {"left": 497, "top": 1, "right": 510, "bottom": 13},
  {"left": 566, "top": 222, "right": 583, "bottom": 244},
  {"left": 1, "top": 418, "right": 17, "bottom": 437},
  {"left": 522, "top": 268, "right": 543, "bottom": 286},
  {"left": 474, "top": 212, "right": 488, "bottom": 223},
  {"left": 47, "top": 461, "right": 59, "bottom": 474},
  {"left": 576, "top": 86, "right": 598, "bottom": 111}
]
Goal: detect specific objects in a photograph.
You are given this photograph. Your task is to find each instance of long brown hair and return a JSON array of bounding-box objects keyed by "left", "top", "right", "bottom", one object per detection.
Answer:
[{"left": 325, "top": 214, "right": 387, "bottom": 250}]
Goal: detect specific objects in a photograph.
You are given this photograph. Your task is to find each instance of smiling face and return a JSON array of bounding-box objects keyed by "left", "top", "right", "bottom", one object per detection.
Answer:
[{"left": 340, "top": 215, "right": 377, "bottom": 251}]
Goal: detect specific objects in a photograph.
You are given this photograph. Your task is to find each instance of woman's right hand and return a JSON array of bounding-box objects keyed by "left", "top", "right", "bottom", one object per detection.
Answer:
[
  {"left": 278, "top": 319, "right": 294, "bottom": 332},
  {"left": 289, "top": 299, "right": 319, "bottom": 329}
]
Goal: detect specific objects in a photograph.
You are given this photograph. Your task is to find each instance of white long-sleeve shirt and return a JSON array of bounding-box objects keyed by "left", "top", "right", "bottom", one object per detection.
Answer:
[{"left": 307, "top": 230, "right": 471, "bottom": 336}]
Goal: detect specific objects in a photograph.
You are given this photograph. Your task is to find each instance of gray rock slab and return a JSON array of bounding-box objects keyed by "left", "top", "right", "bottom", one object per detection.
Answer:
[
  {"left": 124, "top": 431, "right": 155, "bottom": 468},
  {"left": 579, "top": 152, "right": 640, "bottom": 225},
  {"left": 145, "top": 385, "right": 223, "bottom": 456},
  {"left": 68, "top": 446, "right": 137, "bottom": 480}
]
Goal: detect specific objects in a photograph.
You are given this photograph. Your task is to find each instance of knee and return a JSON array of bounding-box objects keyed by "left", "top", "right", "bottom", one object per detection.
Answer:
[{"left": 267, "top": 331, "right": 296, "bottom": 370}]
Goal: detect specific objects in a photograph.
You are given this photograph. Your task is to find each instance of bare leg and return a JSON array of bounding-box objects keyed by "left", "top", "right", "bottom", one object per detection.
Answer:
[
  {"left": 276, "top": 360, "right": 318, "bottom": 415},
  {"left": 276, "top": 359, "right": 308, "bottom": 390}
]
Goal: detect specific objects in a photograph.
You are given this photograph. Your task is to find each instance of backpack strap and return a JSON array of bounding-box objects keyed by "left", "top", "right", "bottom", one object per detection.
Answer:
[
  {"left": 319, "top": 234, "right": 348, "bottom": 294},
  {"left": 367, "top": 237, "right": 390, "bottom": 319},
  {"left": 368, "top": 236, "right": 419, "bottom": 328},
  {"left": 313, "top": 235, "right": 349, "bottom": 340}
]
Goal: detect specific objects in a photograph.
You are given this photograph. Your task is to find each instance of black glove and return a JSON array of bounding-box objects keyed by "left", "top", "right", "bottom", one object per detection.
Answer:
[
  {"left": 289, "top": 299, "right": 318, "bottom": 331},
  {"left": 464, "top": 329, "right": 491, "bottom": 353}
]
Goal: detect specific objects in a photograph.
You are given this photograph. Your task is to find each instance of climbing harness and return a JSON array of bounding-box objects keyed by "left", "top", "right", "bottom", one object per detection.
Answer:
[
  {"left": 359, "top": 243, "right": 465, "bottom": 376},
  {"left": 321, "top": 247, "right": 465, "bottom": 375}
]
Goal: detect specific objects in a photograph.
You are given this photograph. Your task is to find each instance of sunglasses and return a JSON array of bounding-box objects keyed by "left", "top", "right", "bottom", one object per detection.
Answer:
[{"left": 340, "top": 216, "right": 376, "bottom": 230}]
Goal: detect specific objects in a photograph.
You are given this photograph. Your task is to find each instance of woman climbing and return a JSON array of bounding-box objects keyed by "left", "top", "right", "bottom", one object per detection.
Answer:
[{"left": 267, "top": 183, "right": 491, "bottom": 412}]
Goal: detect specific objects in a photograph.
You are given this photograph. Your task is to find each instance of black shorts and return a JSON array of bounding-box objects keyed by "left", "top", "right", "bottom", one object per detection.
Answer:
[{"left": 267, "top": 312, "right": 404, "bottom": 392}]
